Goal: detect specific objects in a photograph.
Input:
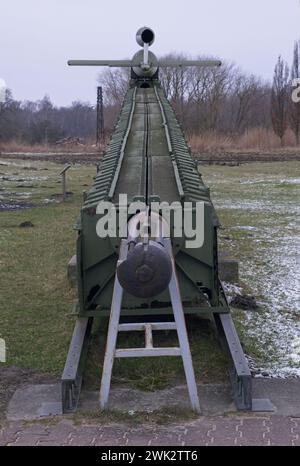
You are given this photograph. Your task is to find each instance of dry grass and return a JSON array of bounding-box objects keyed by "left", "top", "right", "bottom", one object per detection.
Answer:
[
  {"left": 2, "top": 128, "right": 299, "bottom": 155},
  {"left": 0, "top": 140, "right": 104, "bottom": 153},
  {"left": 189, "top": 128, "right": 300, "bottom": 153}
]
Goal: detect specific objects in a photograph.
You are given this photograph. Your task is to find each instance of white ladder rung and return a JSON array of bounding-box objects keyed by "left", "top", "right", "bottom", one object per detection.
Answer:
[
  {"left": 115, "top": 347, "right": 181, "bottom": 358},
  {"left": 118, "top": 322, "right": 177, "bottom": 332}
]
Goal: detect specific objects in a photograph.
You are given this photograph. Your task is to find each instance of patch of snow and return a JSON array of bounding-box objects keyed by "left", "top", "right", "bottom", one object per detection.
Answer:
[
  {"left": 231, "top": 225, "right": 257, "bottom": 231},
  {"left": 222, "top": 282, "right": 243, "bottom": 296}
]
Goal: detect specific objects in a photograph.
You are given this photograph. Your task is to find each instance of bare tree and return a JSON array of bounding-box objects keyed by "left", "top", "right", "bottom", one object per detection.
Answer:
[
  {"left": 271, "top": 56, "right": 289, "bottom": 145},
  {"left": 228, "top": 73, "right": 264, "bottom": 134},
  {"left": 289, "top": 40, "right": 300, "bottom": 144},
  {"left": 159, "top": 55, "right": 235, "bottom": 134},
  {"left": 97, "top": 68, "right": 130, "bottom": 133},
  {"left": 98, "top": 68, "right": 129, "bottom": 106}
]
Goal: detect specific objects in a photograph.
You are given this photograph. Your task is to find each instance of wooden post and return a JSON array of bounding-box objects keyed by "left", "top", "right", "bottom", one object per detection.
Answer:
[{"left": 59, "top": 164, "right": 71, "bottom": 202}]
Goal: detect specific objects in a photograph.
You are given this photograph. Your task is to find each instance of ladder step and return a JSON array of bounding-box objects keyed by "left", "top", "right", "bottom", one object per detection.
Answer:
[
  {"left": 115, "top": 347, "right": 181, "bottom": 358},
  {"left": 118, "top": 322, "right": 177, "bottom": 332}
]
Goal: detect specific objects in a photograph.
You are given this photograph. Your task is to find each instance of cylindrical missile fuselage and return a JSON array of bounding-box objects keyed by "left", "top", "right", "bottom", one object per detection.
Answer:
[{"left": 116, "top": 212, "right": 172, "bottom": 299}]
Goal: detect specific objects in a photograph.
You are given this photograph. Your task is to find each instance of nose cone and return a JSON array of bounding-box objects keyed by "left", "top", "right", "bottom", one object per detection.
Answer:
[{"left": 117, "top": 240, "right": 172, "bottom": 298}]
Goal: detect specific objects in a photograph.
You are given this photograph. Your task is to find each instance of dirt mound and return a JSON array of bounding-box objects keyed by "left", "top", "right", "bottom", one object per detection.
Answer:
[{"left": 230, "top": 294, "right": 259, "bottom": 310}]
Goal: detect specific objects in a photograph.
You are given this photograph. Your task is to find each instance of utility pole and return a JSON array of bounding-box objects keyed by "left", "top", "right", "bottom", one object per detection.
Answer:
[{"left": 96, "top": 86, "right": 104, "bottom": 145}]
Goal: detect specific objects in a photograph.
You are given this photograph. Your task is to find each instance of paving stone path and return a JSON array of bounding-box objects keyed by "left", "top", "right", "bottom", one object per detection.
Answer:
[{"left": 1, "top": 415, "right": 300, "bottom": 446}]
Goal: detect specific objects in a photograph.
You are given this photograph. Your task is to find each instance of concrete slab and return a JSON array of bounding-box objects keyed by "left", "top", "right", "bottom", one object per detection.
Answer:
[
  {"left": 253, "top": 378, "right": 300, "bottom": 416},
  {"left": 7, "top": 383, "right": 233, "bottom": 420},
  {"left": 79, "top": 383, "right": 234, "bottom": 415},
  {"left": 6, "top": 378, "right": 300, "bottom": 421},
  {"left": 218, "top": 251, "right": 239, "bottom": 283},
  {"left": 7, "top": 384, "right": 62, "bottom": 421}
]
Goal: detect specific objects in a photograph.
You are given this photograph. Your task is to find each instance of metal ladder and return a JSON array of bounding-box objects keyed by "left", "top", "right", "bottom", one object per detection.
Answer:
[{"left": 99, "top": 239, "right": 201, "bottom": 413}]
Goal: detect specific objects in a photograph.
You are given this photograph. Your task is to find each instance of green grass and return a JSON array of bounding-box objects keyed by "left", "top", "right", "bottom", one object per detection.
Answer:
[
  {"left": 84, "top": 316, "right": 228, "bottom": 392},
  {"left": 0, "top": 160, "right": 94, "bottom": 373},
  {"left": 1, "top": 200, "right": 78, "bottom": 372}
]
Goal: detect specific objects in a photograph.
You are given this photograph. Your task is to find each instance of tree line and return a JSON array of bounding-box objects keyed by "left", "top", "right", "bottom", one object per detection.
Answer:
[
  {"left": 0, "top": 92, "right": 97, "bottom": 144},
  {"left": 0, "top": 40, "right": 299, "bottom": 147},
  {"left": 100, "top": 60, "right": 271, "bottom": 136}
]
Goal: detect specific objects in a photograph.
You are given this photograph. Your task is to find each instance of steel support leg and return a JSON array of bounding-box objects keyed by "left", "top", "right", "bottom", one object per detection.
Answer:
[
  {"left": 99, "top": 240, "right": 126, "bottom": 410},
  {"left": 214, "top": 311, "right": 274, "bottom": 412},
  {"left": 61, "top": 316, "right": 93, "bottom": 413}
]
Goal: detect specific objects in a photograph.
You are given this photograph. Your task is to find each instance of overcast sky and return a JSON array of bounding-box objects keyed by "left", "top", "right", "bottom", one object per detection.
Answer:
[{"left": 1, "top": 0, "right": 300, "bottom": 106}]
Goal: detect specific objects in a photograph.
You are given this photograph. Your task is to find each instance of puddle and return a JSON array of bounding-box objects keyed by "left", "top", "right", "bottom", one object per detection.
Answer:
[
  {"left": 0, "top": 201, "right": 35, "bottom": 211},
  {"left": 0, "top": 175, "right": 49, "bottom": 182}
]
